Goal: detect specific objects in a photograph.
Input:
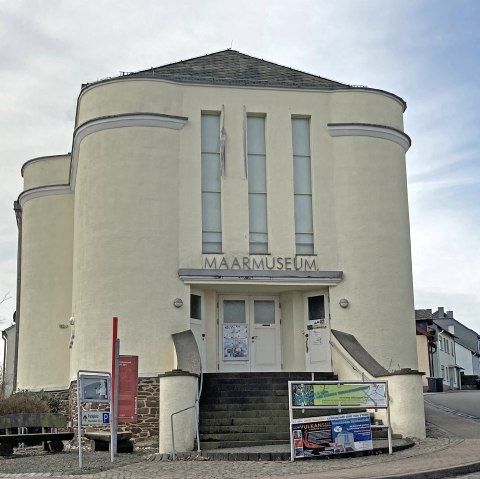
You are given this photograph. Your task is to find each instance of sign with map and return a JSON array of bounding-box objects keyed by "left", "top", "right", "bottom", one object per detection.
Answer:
[{"left": 292, "top": 382, "right": 387, "bottom": 408}]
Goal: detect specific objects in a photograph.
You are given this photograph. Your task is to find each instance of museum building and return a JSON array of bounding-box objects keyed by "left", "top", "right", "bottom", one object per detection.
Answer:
[{"left": 13, "top": 50, "right": 425, "bottom": 449}]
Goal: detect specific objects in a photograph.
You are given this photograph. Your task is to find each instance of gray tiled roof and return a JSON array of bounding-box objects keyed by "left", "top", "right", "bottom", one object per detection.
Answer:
[
  {"left": 415, "top": 309, "right": 433, "bottom": 320},
  {"left": 121, "top": 49, "right": 352, "bottom": 90}
]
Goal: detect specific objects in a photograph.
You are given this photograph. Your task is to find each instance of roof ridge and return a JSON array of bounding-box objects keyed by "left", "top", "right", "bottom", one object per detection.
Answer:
[{"left": 122, "top": 49, "right": 351, "bottom": 89}]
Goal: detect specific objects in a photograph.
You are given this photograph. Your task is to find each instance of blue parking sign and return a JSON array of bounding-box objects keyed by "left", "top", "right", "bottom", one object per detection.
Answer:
[{"left": 102, "top": 412, "right": 110, "bottom": 424}]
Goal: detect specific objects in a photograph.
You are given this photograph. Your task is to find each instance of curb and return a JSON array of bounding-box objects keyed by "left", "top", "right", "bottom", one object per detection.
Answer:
[{"left": 370, "top": 460, "right": 480, "bottom": 479}]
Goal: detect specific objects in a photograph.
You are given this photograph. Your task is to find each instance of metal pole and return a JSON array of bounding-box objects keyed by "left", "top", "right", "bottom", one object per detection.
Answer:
[
  {"left": 113, "top": 339, "right": 120, "bottom": 458},
  {"left": 111, "top": 317, "right": 118, "bottom": 407},
  {"left": 385, "top": 381, "right": 393, "bottom": 455},
  {"left": 288, "top": 381, "right": 294, "bottom": 462},
  {"left": 77, "top": 371, "right": 83, "bottom": 469}
]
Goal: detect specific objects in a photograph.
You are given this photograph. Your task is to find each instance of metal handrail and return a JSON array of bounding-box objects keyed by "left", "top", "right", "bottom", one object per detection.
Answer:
[{"left": 170, "top": 404, "right": 200, "bottom": 460}]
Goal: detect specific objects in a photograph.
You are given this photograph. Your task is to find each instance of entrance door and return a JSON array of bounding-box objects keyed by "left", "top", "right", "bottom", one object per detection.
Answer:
[
  {"left": 219, "top": 295, "right": 281, "bottom": 372},
  {"left": 304, "top": 292, "right": 332, "bottom": 372}
]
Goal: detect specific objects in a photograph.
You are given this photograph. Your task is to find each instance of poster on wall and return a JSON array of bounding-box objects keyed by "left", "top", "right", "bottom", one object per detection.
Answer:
[
  {"left": 223, "top": 324, "right": 248, "bottom": 360},
  {"left": 118, "top": 355, "right": 138, "bottom": 423},
  {"left": 291, "top": 412, "right": 372, "bottom": 458},
  {"left": 291, "top": 418, "right": 332, "bottom": 458},
  {"left": 292, "top": 382, "right": 386, "bottom": 408}
]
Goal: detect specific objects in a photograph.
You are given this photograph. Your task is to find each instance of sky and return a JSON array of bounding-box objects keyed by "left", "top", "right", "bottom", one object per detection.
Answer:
[{"left": 1, "top": 0, "right": 479, "bottom": 341}]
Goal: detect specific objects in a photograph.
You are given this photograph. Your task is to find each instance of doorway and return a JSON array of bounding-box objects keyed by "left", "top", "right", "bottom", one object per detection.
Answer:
[{"left": 218, "top": 295, "right": 281, "bottom": 372}]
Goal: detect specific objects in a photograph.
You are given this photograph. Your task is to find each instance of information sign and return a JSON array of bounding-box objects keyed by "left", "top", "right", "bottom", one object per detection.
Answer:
[
  {"left": 79, "top": 375, "right": 111, "bottom": 403},
  {"left": 118, "top": 355, "right": 138, "bottom": 423},
  {"left": 292, "top": 382, "right": 386, "bottom": 408},
  {"left": 81, "top": 411, "right": 110, "bottom": 425},
  {"left": 291, "top": 412, "right": 372, "bottom": 458}
]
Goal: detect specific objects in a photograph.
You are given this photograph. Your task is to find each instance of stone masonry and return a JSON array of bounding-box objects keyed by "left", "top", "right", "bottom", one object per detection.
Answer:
[{"left": 68, "top": 377, "right": 159, "bottom": 446}]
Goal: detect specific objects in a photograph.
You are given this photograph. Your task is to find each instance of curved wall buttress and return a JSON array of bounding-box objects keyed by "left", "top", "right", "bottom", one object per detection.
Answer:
[
  {"left": 17, "top": 155, "right": 73, "bottom": 389},
  {"left": 70, "top": 119, "right": 189, "bottom": 378}
]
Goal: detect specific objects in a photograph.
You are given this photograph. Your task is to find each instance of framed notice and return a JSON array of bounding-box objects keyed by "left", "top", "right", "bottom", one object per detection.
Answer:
[
  {"left": 223, "top": 324, "right": 248, "bottom": 360},
  {"left": 292, "top": 382, "right": 387, "bottom": 408},
  {"left": 79, "top": 375, "right": 110, "bottom": 403}
]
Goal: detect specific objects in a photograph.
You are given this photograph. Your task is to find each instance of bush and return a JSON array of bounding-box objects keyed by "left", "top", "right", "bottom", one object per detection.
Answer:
[{"left": 0, "top": 390, "right": 59, "bottom": 416}]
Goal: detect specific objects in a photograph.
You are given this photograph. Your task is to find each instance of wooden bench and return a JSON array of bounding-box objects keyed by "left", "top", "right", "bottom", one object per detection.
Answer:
[
  {"left": 84, "top": 430, "right": 134, "bottom": 453},
  {"left": 0, "top": 413, "right": 74, "bottom": 456}
]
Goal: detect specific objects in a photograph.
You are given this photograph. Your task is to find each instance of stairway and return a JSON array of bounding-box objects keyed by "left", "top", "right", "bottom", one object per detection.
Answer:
[{"left": 199, "top": 372, "right": 337, "bottom": 450}]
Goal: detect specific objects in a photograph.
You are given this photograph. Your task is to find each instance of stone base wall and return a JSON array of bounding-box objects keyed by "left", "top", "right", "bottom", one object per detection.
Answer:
[{"left": 68, "top": 377, "right": 159, "bottom": 446}]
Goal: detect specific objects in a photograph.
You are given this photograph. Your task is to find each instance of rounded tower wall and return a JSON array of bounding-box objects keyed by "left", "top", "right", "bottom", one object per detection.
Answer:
[
  {"left": 17, "top": 194, "right": 73, "bottom": 390},
  {"left": 70, "top": 125, "right": 188, "bottom": 378}
]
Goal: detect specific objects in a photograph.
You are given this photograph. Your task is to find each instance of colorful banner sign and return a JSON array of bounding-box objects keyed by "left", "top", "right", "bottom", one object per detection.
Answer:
[
  {"left": 291, "top": 412, "right": 372, "bottom": 458},
  {"left": 292, "top": 383, "right": 386, "bottom": 408}
]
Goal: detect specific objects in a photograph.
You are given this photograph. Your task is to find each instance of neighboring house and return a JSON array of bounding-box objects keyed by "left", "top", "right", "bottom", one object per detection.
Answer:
[
  {"left": 13, "top": 50, "right": 424, "bottom": 444},
  {"left": 433, "top": 307, "right": 480, "bottom": 377},
  {"left": 431, "top": 322, "right": 460, "bottom": 389},
  {"left": 415, "top": 309, "right": 436, "bottom": 390}
]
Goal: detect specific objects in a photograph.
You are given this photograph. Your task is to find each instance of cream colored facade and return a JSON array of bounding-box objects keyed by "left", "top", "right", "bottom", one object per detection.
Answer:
[{"left": 15, "top": 51, "right": 424, "bottom": 439}]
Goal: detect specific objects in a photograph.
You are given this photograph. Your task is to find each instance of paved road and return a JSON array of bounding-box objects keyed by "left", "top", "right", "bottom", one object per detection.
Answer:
[
  {"left": 424, "top": 390, "right": 480, "bottom": 440},
  {"left": 426, "top": 390, "right": 480, "bottom": 419}
]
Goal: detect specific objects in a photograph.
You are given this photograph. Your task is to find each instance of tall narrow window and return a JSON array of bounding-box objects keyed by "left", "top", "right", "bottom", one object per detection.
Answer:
[
  {"left": 201, "top": 113, "right": 222, "bottom": 253},
  {"left": 292, "top": 118, "right": 314, "bottom": 254},
  {"left": 247, "top": 116, "right": 268, "bottom": 254}
]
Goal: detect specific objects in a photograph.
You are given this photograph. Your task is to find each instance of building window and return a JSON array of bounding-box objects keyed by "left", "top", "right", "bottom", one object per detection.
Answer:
[
  {"left": 201, "top": 113, "right": 222, "bottom": 253},
  {"left": 439, "top": 337, "right": 443, "bottom": 351},
  {"left": 445, "top": 339, "right": 449, "bottom": 354},
  {"left": 190, "top": 294, "right": 202, "bottom": 321},
  {"left": 441, "top": 365, "right": 445, "bottom": 379},
  {"left": 308, "top": 295, "right": 325, "bottom": 321},
  {"left": 247, "top": 116, "right": 268, "bottom": 254},
  {"left": 292, "top": 117, "right": 314, "bottom": 254}
]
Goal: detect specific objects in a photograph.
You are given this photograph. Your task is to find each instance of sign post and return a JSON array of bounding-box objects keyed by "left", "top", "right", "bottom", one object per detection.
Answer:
[
  {"left": 77, "top": 371, "right": 111, "bottom": 469},
  {"left": 288, "top": 380, "right": 392, "bottom": 461}
]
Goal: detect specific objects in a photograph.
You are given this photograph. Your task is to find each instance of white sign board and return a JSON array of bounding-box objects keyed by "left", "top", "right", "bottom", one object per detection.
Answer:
[
  {"left": 81, "top": 410, "right": 110, "bottom": 425},
  {"left": 79, "top": 375, "right": 110, "bottom": 403}
]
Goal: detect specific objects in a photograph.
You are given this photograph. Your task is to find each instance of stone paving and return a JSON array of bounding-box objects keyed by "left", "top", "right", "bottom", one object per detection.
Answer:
[{"left": 1, "top": 422, "right": 479, "bottom": 479}]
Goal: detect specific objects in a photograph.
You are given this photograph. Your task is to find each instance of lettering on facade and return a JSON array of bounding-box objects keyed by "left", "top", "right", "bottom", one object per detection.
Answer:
[{"left": 203, "top": 255, "right": 318, "bottom": 271}]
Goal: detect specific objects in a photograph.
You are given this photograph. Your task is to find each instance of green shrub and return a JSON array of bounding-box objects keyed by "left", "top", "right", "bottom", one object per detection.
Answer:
[{"left": 0, "top": 390, "right": 57, "bottom": 416}]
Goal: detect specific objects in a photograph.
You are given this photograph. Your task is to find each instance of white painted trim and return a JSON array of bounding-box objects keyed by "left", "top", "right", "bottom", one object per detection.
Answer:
[
  {"left": 18, "top": 185, "right": 72, "bottom": 208},
  {"left": 70, "top": 114, "right": 188, "bottom": 190},
  {"left": 327, "top": 124, "right": 411, "bottom": 152},
  {"left": 180, "top": 277, "right": 341, "bottom": 286},
  {"left": 78, "top": 77, "right": 407, "bottom": 112},
  {"left": 21, "top": 154, "right": 71, "bottom": 177},
  {"left": 18, "top": 114, "right": 188, "bottom": 206}
]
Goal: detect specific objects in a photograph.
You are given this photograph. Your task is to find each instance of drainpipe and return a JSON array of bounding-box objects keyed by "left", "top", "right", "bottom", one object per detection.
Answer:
[
  {"left": 1, "top": 330, "right": 7, "bottom": 395},
  {"left": 13, "top": 200, "right": 22, "bottom": 392}
]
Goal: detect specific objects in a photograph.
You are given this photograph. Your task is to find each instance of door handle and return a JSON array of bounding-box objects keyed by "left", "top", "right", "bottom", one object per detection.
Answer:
[
  {"left": 305, "top": 333, "right": 309, "bottom": 353},
  {"left": 251, "top": 335, "right": 258, "bottom": 341}
]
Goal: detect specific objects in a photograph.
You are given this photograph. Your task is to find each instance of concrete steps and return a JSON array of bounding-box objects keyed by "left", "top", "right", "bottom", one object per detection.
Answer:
[{"left": 199, "top": 372, "right": 336, "bottom": 450}]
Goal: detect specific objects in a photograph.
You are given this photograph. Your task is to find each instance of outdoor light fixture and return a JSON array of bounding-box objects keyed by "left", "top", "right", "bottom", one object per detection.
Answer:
[
  {"left": 339, "top": 298, "right": 349, "bottom": 308},
  {"left": 173, "top": 298, "right": 183, "bottom": 308}
]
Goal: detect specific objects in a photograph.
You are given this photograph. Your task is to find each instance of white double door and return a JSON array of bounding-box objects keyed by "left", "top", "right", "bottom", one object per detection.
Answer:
[{"left": 218, "top": 295, "right": 281, "bottom": 372}]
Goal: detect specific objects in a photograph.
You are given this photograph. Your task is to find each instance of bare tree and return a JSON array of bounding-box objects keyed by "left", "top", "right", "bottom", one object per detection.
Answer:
[{"left": 0, "top": 292, "right": 12, "bottom": 306}]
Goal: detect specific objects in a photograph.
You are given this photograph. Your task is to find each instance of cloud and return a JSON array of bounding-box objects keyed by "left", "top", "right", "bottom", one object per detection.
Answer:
[{"left": 0, "top": 0, "right": 479, "bottom": 342}]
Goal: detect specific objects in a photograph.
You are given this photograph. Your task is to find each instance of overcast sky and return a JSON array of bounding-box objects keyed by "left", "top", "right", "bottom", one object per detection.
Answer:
[{"left": 1, "top": 1, "right": 479, "bottom": 341}]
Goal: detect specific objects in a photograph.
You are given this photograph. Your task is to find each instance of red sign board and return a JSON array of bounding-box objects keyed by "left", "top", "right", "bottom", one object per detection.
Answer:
[{"left": 118, "top": 355, "right": 138, "bottom": 423}]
